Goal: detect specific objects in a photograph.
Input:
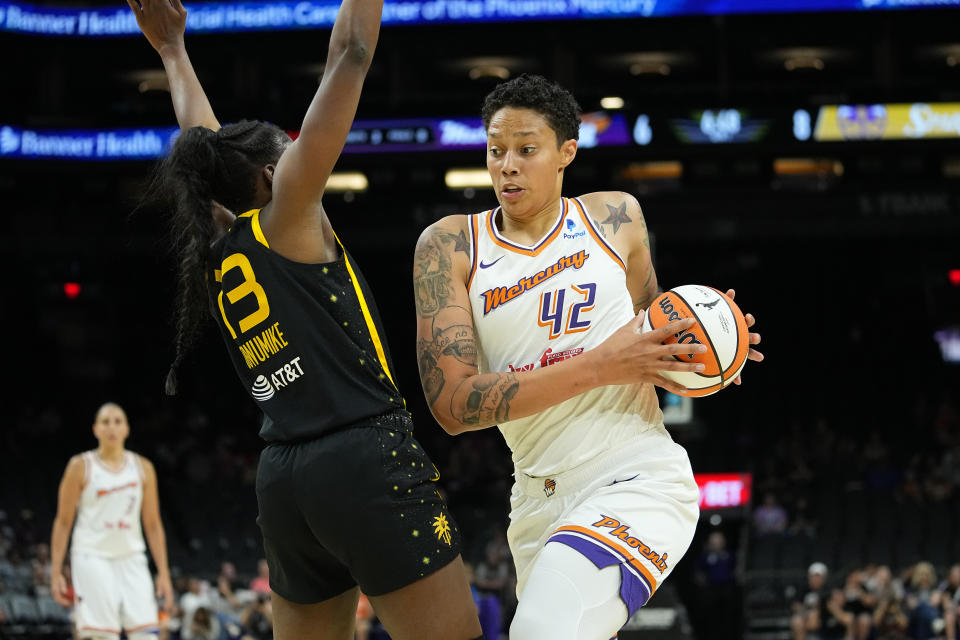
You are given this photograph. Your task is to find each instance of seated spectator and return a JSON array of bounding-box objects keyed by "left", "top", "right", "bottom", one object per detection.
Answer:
[
  {"left": 754, "top": 493, "right": 788, "bottom": 535},
  {"left": 938, "top": 564, "right": 960, "bottom": 640},
  {"left": 250, "top": 559, "right": 270, "bottom": 594},
  {"left": 240, "top": 592, "right": 273, "bottom": 640},
  {"left": 818, "top": 588, "right": 855, "bottom": 639},
  {"left": 874, "top": 592, "right": 910, "bottom": 640},
  {"left": 181, "top": 577, "right": 215, "bottom": 629},
  {"left": 0, "top": 549, "right": 33, "bottom": 593},
  {"left": 185, "top": 605, "right": 246, "bottom": 640},
  {"left": 695, "top": 531, "right": 738, "bottom": 640},
  {"left": 31, "top": 543, "right": 52, "bottom": 597},
  {"left": 844, "top": 568, "right": 878, "bottom": 640},
  {"left": 217, "top": 561, "right": 243, "bottom": 614},
  {"left": 792, "top": 562, "right": 829, "bottom": 640},
  {"left": 905, "top": 562, "right": 943, "bottom": 640}
]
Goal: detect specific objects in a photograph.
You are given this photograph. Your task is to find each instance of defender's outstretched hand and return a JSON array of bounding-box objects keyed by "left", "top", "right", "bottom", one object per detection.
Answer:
[
  {"left": 126, "top": 0, "right": 187, "bottom": 54},
  {"left": 725, "top": 288, "right": 763, "bottom": 385}
]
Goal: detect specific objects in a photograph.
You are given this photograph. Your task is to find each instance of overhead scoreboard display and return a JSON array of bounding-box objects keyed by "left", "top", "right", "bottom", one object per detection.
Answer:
[
  {"left": 1, "top": 0, "right": 958, "bottom": 36},
  {"left": 3, "top": 103, "right": 958, "bottom": 161}
]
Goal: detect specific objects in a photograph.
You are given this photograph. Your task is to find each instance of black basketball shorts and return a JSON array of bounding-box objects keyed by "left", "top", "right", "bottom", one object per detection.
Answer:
[{"left": 255, "top": 411, "right": 463, "bottom": 603}]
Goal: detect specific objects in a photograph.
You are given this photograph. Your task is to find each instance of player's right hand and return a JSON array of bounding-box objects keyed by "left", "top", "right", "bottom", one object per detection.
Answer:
[
  {"left": 591, "top": 310, "right": 707, "bottom": 394},
  {"left": 126, "top": 0, "right": 188, "bottom": 54},
  {"left": 51, "top": 573, "right": 71, "bottom": 607}
]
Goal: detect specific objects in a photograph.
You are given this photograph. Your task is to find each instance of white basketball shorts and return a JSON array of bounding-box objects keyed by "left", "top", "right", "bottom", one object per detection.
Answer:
[
  {"left": 508, "top": 428, "right": 700, "bottom": 618},
  {"left": 71, "top": 551, "right": 158, "bottom": 637}
]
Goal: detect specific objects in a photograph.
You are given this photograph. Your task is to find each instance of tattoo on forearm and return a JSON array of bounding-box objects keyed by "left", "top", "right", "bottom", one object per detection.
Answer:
[
  {"left": 417, "top": 338, "right": 445, "bottom": 405},
  {"left": 413, "top": 229, "right": 468, "bottom": 317},
  {"left": 450, "top": 373, "right": 519, "bottom": 426},
  {"left": 434, "top": 323, "right": 477, "bottom": 367},
  {"left": 603, "top": 202, "right": 632, "bottom": 234}
]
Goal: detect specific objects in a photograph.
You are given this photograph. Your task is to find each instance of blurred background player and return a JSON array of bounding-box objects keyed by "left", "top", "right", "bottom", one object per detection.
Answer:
[
  {"left": 413, "top": 74, "right": 762, "bottom": 639},
  {"left": 127, "top": 0, "right": 482, "bottom": 637},
  {"left": 50, "top": 402, "right": 173, "bottom": 640}
]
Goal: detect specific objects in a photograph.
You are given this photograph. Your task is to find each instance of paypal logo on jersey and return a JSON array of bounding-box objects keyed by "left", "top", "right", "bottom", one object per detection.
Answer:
[{"left": 563, "top": 218, "right": 586, "bottom": 240}]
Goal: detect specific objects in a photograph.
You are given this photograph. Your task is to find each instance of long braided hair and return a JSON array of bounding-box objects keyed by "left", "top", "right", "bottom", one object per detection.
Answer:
[{"left": 148, "top": 120, "right": 290, "bottom": 395}]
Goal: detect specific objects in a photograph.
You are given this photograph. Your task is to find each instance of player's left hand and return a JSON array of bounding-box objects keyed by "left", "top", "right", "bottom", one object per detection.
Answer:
[
  {"left": 126, "top": 0, "right": 188, "bottom": 55},
  {"left": 156, "top": 572, "right": 175, "bottom": 613},
  {"left": 725, "top": 289, "right": 763, "bottom": 385}
]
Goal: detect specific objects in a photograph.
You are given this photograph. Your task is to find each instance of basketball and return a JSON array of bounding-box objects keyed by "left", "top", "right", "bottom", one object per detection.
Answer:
[{"left": 642, "top": 285, "right": 749, "bottom": 397}]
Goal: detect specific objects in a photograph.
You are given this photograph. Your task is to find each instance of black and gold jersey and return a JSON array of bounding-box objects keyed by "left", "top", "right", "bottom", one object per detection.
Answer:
[{"left": 208, "top": 209, "right": 404, "bottom": 442}]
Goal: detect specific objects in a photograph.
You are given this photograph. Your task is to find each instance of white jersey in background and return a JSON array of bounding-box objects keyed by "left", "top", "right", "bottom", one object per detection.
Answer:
[
  {"left": 467, "top": 196, "right": 663, "bottom": 477},
  {"left": 72, "top": 450, "right": 146, "bottom": 558}
]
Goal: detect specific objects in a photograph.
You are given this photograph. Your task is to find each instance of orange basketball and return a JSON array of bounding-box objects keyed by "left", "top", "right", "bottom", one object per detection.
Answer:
[{"left": 641, "top": 285, "right": 749, "bottom": 397}]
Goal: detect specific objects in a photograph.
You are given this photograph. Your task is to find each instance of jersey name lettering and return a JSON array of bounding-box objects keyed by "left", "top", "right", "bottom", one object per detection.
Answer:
[{"left": 479, "top": 250, "right": 589, "bottom": 315}]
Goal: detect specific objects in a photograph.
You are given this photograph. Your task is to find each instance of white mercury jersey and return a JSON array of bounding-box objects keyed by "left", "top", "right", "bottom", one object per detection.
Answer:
[
  {"left": 467, "top": 197, "right": 665, "bottom": 478},
  {"left": 71, "top": 451, "right": 146, "bottom": 558}
]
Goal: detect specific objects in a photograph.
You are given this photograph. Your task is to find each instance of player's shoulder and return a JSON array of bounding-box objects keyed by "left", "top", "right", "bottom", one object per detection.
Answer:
[
  {"left": 62, "top": 454, "right": 87, "bottom": 482},
  {"left": 133, "top": 453, "right": 156, "bottom": 473},
  {"left": 577, "top": 191, "right": 641, "bottom": 211},
  {"left": 416, "top": 214, "right": 472, "bottom": 252}
]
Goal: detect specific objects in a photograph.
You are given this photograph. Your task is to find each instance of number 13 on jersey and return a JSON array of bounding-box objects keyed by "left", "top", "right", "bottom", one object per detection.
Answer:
[
  {"left": 215, "top": 253, "right": 271, "bottom": 339},
  {"left": 538, "top": 283, "right": 596, "bottom": 340}
]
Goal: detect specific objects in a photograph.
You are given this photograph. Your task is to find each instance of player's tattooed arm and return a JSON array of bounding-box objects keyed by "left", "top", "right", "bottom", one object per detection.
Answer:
[
  {"left": 413, "top": 227, "right": 469, "bottom": 318},
  {"left": 450, "top": 373, "right": 520, "bottom": 426},
  {"left": 611, "top": 194, "right": 658, "bottom": 315},
  {"left": 417, "top": 306, "right": 478, "bottom": 406},
  {"left": 414, "top": 217, "right": 613, "bottom": 435}
]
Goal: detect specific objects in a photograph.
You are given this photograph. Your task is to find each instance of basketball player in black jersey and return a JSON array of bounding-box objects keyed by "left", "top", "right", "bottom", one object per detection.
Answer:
[{"left": 128, "top": 0, "right": 482, "bottom": 638}]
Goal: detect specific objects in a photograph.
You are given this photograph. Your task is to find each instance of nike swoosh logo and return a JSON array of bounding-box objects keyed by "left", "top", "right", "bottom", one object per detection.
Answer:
[{"left": 479, "top": 256, "right": 504, "bottom": 269}]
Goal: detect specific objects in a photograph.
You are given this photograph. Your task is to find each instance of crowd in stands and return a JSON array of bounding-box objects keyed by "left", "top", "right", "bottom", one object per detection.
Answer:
[
  {"left": 790, "top": 561, "right": 960, "bottom": 640},
  {"left": 0, "top": 509, "right": 518, "bottom": 640}
]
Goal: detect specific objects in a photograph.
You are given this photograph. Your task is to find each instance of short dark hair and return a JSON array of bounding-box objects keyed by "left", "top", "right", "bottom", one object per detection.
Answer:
[{"left": 481, "top": 74, "right": 582, "bottom": 146}]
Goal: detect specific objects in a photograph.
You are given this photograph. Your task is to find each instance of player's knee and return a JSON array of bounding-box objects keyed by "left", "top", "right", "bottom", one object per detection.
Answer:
[
  {"left": 510, "top": 584, "right": 582, "bottom": 640},
  {"left": 510, "top": 601, "right": 555, "bottom": 640}
]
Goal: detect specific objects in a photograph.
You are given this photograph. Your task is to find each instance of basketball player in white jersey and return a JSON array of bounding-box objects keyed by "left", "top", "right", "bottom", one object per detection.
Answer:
[
  {"left": 50, "top": 402, "right": 174, "bottom": 639},
  {"left": 413, "top": 75, "right": 763, "bottom": 639}
]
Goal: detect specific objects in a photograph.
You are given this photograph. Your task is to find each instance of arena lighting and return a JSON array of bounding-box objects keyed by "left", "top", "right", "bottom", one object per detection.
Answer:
[
  {"left": 620, "top": 161, "right": 683, "bottom": 180},
  {"left": 949, "top": 269, "right": 960, "bottom": 287},
  {"left": 468, "top": 65, "right": 510, "bottom": 81},
  {"left": 784, "top": 56, "right": 824, "bottom": 71},
  {"left": 324, "top": 172, "right": 367, "bottom": 192},
  {"left": 600, "top": 97, "right": 625, "bottom": 110},
  {"left": 773, "top": 158, "right": 844, "bottom": 176},
  {"left": 63, "top": 282, "right": 81, "bottom": 299},
  {"left": 445, "top": 169, "right": 493, "bottom": 189}
]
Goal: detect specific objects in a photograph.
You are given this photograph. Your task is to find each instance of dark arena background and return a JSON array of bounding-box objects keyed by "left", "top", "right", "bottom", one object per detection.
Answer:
[{"left": 2, "top": 0, "right": 960, "bottom": 638}]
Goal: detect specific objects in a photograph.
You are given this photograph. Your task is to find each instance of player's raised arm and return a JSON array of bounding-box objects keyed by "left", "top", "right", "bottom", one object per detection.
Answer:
[
  {"left": 269, "top": 0, "right": 383, "bottom": 221},
  {"left": 50, "top": 455, "right": 84, "bottom": 607},
  {"left": 414, "top": 216, "right": 708, "bottom": 436},
  {"left": 128, "top": 0, "right": 220, "bottom": 131}
]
